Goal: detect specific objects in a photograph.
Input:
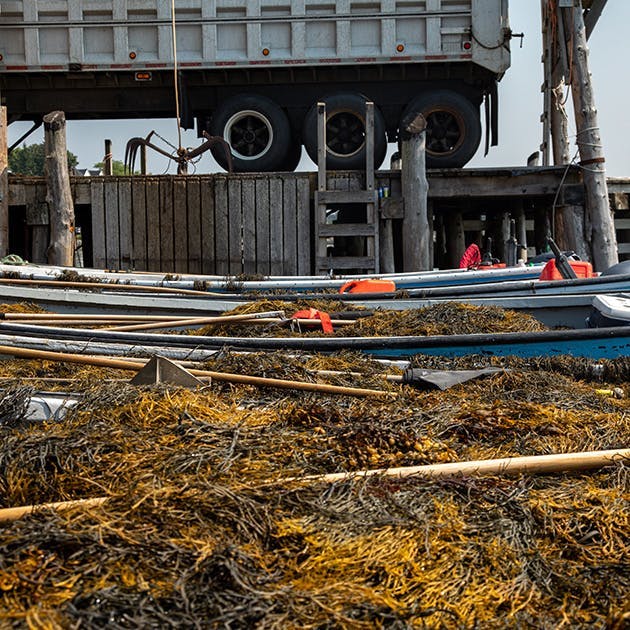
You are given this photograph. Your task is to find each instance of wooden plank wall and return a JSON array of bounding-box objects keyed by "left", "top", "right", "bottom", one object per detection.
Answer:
[
  {"left": 83, "top": 173, "right": 312, "bottom": 274},
  {"left": 8, "top": 171, "right": 630, "bottom": 271}
]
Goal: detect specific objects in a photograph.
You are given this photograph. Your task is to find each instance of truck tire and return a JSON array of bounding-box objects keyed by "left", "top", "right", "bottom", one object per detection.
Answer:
[
  {"left": 302, "top": 93, "right": 387, "bottom": 170},
  {"left": 279, "top": 134, "right": 303, "bottom": 172},
  {"left": 210, "top": 94, "right": 291, "bottom": 172},
  {"left": 401, "top": 90, "right": 481, "bottom": 168}
]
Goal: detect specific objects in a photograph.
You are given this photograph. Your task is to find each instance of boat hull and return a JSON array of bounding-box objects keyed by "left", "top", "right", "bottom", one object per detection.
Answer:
[{"left": 1, "top": 323, "right": 629, "bottom": 360}]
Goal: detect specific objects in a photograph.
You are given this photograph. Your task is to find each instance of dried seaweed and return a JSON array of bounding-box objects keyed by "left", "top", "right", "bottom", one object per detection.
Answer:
[
  {"left": 0, "top": 302, "right": 48, "bottom": 314},
  {"left": 0, "top": 329, "right": 628, "bottom": 626},
  {"left": 0, "top": 385, "right": 35, "bottom": 429},
  {"left": 202, "top": 302, "right": 546, "bottom": 338}
]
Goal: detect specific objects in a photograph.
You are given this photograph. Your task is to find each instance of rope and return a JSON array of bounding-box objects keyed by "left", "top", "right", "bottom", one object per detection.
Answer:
[
  {"left": 550, "top": 148, "right": 580, "bottom": 239},
  {"left": 171, "top": 0, "right": 183, "bottom": 152}
]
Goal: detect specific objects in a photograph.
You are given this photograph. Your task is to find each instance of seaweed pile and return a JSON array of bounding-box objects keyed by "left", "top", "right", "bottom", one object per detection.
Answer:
[
  {"left": 0, "top": 347, "right": 628, "bottom": 628},
  {"left": 201, "top": 302, "right": 547, "bottom": 338}
]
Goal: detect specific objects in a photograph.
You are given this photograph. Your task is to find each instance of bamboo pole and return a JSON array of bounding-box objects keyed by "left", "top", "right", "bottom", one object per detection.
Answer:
[
  {"left": 286, "top": 449, "right": 630, "bottom": 484},
  {"left": 0, "top": 497, "right": 108, "bottom": 523},
  {"left": 0, "top": 345, "right": 394, "bottom": 398},
  {"left": 0, "top": 277, "right": 218, "bottom": 296}
]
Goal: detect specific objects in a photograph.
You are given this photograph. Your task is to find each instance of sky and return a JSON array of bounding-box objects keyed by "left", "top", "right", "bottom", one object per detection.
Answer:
[{"left": 7, "top": 1, "right": 630, "bottom": 178}]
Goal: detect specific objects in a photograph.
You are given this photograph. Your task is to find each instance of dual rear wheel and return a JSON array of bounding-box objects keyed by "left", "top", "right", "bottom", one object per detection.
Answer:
[{"left": 210, "top": 89, "right": 481, "bottom": 173}]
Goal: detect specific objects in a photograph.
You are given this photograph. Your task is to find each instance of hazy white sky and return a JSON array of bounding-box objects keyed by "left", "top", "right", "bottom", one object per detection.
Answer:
[{"left": 7, "top": 1, "right": 630, "bottom": 177}]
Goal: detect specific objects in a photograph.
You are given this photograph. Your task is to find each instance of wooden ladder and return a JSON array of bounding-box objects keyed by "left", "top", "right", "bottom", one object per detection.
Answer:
[{"left": 314, "top": 101, "right": 379, "bottom": 274}]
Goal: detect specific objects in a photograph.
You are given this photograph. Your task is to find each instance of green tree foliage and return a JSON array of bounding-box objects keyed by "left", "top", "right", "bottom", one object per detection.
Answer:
[
  {"left": 93, "top": 160, "right": 140, "bottom": 176},
  {"left": 8, "top": 143, "right": 79, "bottom": 176}
]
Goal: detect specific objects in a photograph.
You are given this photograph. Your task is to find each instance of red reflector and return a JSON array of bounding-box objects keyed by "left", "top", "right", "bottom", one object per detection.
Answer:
[
  {"left": 135, "top": 72, "right": 152, "bottom": 81},
  {"left": 463, "top": 41, "right": 472, "bottom": 50}
]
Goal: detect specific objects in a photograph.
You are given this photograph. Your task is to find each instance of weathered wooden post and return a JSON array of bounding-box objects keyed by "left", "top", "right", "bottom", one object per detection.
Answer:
[
  {"left": 104, "top": 139, "right": 113, "bottom": 176},
  {"left": 379, "top": 199, "right": 396, "bottom": 273},
  {"left": 445, "top": 211, "right": 466, "bottom": 269},
  {"left": 400, "top": 113, "right": 431, "bottom": 270},
  {"left": 44, "top": 111, "right": 75, "bottom": 266},
  {"left": 515, "top": 202, "right": 528, "bottom": 263},
  {"left": 541, "top": 0, "right": 572, "bottom": 166},
  {"left": 561, "top": 1, "right": 617, "bottom": 271},
  {"left": 0, "top": 103, "right": 8, "bottom": 257}
]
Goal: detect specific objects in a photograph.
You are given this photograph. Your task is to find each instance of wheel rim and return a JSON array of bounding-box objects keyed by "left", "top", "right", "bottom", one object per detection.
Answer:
[
  {"left": 424, "top": 107, "right": 465, "bottom": 156},
  {"left": 223, "top": 110, "right": 274, "bottom": 161},
  {"left": 326, "top": 111, "right": 365, "bottom": 157}
]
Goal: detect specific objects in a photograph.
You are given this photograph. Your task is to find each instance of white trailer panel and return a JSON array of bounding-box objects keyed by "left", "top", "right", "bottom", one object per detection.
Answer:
[{"left": 0, "top": 0, "right": 509, "bottom": 75}]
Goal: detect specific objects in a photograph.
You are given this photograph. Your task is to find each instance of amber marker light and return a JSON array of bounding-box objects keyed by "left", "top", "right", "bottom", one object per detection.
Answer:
[
  {"left": 396, "top": 44, "right": 405, "bottom": 53},
  {"left": 135, "top": 72, "right": 152, "bottom": 81},
  {"left": 129, "top": 51, "right": 137, "bottom": 60},
  {"left": 262, "top": 48, "right": 270, "bottom": 56}
]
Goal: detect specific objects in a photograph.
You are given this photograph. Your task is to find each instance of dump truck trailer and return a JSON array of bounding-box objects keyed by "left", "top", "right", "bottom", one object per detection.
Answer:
[{"left": 0, "top": 0, "right": 511, "bottom": 172}]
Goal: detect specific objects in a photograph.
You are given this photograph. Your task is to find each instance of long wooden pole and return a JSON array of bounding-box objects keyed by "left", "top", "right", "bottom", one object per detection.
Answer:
[
  {"left": 287, "top": 449, "right": 630, "bottom": 484},
  {"left": 3, "top": 313, "right": 186, "bottom": 321},
  {"left": 3, "top": 449, "right": 625, "bottom": 523},
  {"left": 105, "top": 310, "right": 285, "bottom": 332},
  {"left": 561, "top": 2, "right": 617, "bottom": 271},
  {"left": 0, "top": 277, "right": 216, "bottom": 296},
  {"left": 0, "top": 497, "right": 108, "bottom": 523},
  {"left": 0, "top": 104, "right": 8, "bottom": 258},
  {"left": 0, "top": 344, "right": 394, "bottom": 398},
  {"left": 106, "top": 314, "right": 356, "bottom": 332}
]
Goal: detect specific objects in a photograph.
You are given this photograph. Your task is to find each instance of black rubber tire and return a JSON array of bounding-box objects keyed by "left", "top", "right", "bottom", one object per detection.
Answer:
[
  {"left": 302, "top": 93, "right": 387, "bottom": 170},
  {"left": 401, "top": 90, "right": 481, "bottom": 168},
  {"left": 210, "top": 94, "right": 291, "bottom": 172}
]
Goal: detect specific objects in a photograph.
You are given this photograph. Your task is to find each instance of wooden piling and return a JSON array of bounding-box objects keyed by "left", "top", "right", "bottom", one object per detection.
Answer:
[
  {"left": 445, "top": 211, "right": 465, "bottom": 269},
  {"left": 515, "top": 203, "right": 528, "bottom": 263},
  {"left": 0, "top": 104, "right": 8, "bottom": 257},
  {"left": 561, "top": 3, "right": 617, "bottom": 271},
  {"left": 43, "top": 111, "right": 75, "bottom": 266},
  {"left": 400, "top": 113, "right": 431, "bottom": 270},
  {"left": 104, "top": 139, "right": 113, "bottom": 176},
  {"left": 554, "top": 203, "right": 590, "bottom": 261}
]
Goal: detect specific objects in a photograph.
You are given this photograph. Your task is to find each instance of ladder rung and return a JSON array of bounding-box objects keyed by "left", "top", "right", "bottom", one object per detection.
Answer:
[
  {"left": 315, "top": 190, "right": 377, "bottom": 204},
  {"left": 316, "top": 256, "right": 377, "bottom": 270},
  {"left": 318, "top": 223, "right": 376, "bottom": 237}
]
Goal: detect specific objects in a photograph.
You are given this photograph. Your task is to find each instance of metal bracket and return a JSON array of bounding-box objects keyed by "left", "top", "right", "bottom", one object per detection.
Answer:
[{"left": 130, "top": 355, "right": 205, "bottom": 387}]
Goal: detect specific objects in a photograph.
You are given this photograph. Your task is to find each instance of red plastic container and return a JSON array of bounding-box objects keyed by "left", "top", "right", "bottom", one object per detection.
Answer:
[
  {"left": 339, "top": 279, "right": 397, "bottom": 294},
  {"left": 539, "top": 259, "right": 594, "bottom": 281}
]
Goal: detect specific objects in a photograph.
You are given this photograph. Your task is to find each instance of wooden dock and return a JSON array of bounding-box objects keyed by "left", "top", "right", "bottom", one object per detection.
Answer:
[{"left": 7, "top": 167, "right": 630, "bottom": 273}]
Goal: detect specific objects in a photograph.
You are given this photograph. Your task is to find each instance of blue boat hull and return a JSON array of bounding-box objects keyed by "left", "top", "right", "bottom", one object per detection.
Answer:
[{"left": 2, "top": 323, "right": 630, "bottom": 360}]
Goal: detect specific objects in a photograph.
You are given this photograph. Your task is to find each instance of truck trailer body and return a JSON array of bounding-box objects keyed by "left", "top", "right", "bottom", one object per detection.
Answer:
[{"left": 0, "top": 0, "right": 511, "bottom": 171}]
